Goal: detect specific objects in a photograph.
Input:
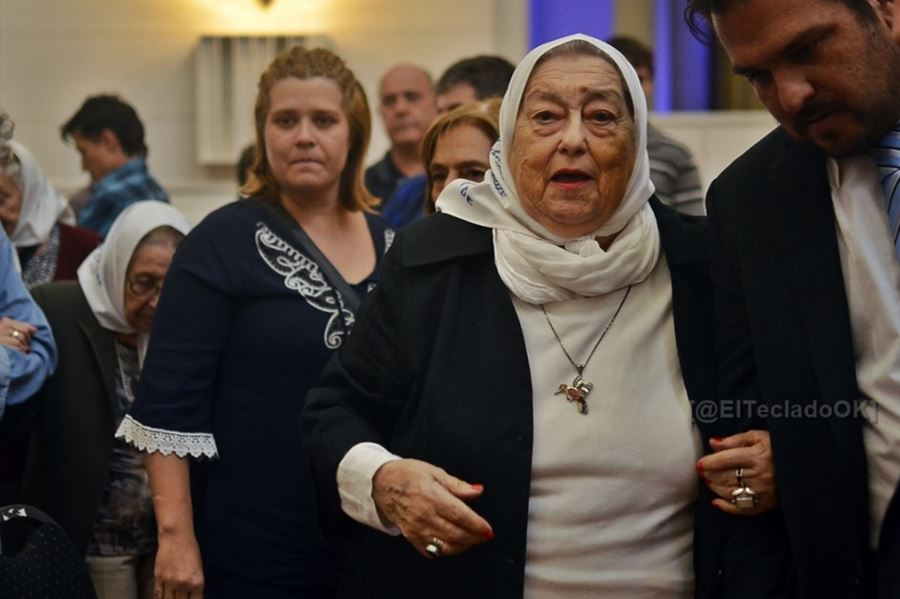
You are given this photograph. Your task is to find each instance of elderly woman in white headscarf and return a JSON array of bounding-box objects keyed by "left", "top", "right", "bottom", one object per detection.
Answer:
[
  {"left": 23, "top": 201, "right": 190, "bottom": 599},
  {"left": 302, "top": 34, "right": 775, "bottom": 598},
  {"left": 0, "top": 141, "right": 101, "bottom": 287}
]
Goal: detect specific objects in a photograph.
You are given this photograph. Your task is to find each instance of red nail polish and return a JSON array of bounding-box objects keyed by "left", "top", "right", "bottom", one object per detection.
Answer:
[
  {"left": 471, "top": 484, "right": 484, "bottom": 492},
  {"left": 484, "top": 529, "right": 494, "bottom": 540},
  {"left": 711, "top": 500, "right": 722, "bottom": 510},
  {"left": 710, "top": 436, "right": 723, "bottom": 443}
]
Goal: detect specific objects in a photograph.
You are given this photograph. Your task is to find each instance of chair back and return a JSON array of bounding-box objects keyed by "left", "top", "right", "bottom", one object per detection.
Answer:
[{"left": 0, "top": 504, "right": 96, "bottom": 598}]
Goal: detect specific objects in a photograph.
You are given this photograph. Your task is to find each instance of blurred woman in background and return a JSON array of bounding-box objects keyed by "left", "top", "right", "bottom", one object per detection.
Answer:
[
  {"left": 0, "top": 141, "right": 101, "bottom": 287},
  {"left": 382, "top": 98, "right": 500, "bottom": 227},
  {"left": 423, "top": 98, "right": 500, "bottom": 215}
]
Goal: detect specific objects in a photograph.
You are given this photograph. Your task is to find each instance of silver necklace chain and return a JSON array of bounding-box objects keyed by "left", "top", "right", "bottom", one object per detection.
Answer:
[{"left": 540, "top": 285, "right": 632, "bottom": 376}]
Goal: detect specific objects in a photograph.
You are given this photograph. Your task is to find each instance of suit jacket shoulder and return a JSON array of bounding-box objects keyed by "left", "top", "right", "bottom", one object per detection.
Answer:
[
  {"left": 708, "top": 127, "right": 827, "bottom": 217},
  {"left": 394, "top": 212, "right": 493, "bottom": 267},
  {"left": 31, "top": 281, "right": 94, "bottom": 323},
  {"left": 716, "top": 127, "right": 796, "bottom": 182}
]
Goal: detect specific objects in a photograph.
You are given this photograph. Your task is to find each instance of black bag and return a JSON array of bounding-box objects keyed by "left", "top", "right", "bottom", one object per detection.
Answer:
[{"left": 0, "top": 504, "right": 95, "bottom": 598}]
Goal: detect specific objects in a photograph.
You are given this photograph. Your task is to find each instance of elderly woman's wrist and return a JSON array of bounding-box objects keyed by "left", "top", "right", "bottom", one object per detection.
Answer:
[
  {"left": 371, "top": 462, "right": 398, "bottom": 505},
  {"left": 336, "top": 442, "right": 402, "bottom": 534}
]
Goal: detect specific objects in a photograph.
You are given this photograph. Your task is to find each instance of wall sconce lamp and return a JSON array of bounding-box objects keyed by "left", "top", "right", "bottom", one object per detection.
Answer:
[{"left": 258, "top": 0, "right": 274, "bottom": 6}]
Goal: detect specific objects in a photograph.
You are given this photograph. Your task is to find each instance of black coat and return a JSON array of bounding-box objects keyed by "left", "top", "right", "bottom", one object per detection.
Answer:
[
  {"left": 22, "top": 282, "right": 119, "bottom": 555},
  {"left": 302, "top": 199, "right": 716, "bottom": 598},
  {"left": 697, "top": 127, "right": 900, "bottom": 599}
]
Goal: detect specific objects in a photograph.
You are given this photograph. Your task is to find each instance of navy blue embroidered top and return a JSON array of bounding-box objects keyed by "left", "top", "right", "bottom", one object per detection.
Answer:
[{"left": 124, "top": 199, "right": 391, "bottom": 586}]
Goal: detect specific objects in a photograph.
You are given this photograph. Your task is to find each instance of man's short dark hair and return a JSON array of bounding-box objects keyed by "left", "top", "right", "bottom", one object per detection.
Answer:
[
  {"left": 435, "top": 55, "right": 515, "bottom": 99},
  {"left": 60, "top": 94, "right": 148, "bottom": 157},
  {"left": 684, "top": 0, "right": 878, "bottom": 43},
  {"left": 607, "top": 36, "right": 654, "bottom": 77}
]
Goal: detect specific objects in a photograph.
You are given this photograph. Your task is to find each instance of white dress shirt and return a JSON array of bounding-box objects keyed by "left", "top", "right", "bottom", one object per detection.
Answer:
[{"left": 829, "top": 155, "right": 900, "bottom": 549}]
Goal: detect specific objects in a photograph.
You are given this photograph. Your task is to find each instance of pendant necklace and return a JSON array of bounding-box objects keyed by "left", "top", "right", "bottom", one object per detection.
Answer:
[
  {"left": 115, "top": 341, "right": 137, "bottom": 405},
  {"left": 540, "top": 285, "right": 632, "bottom": 415}
]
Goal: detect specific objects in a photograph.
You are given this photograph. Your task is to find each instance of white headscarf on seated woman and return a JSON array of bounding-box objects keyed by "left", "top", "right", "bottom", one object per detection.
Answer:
[
  {"left": 77, "top": 200, "right": 191, "bottom": 361},
  {"left": 436, "top": 33, "right": 659, "bottom": 304},
  {"left": 8, "top": 141, "right": 72, "bottom": 247}
]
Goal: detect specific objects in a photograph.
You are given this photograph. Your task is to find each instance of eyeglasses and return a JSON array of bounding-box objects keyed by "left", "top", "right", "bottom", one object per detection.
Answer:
[{"left": 127, "top": 277, "right": 163, "bottom": 298}]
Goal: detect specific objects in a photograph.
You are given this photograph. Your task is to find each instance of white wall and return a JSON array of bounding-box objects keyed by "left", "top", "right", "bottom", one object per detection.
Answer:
[
  {"left": 0, "top": 0, "right": 775, "bottom": 224},
  {"left": 652, "top": 110, "right": 777, "bottom": 194},
  {"left": 0, "top": 0, "right": 527, "bottom": 223}
]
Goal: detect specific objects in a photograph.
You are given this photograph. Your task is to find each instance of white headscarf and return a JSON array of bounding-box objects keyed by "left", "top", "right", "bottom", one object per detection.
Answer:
[
  {"left": 436, "top": 34, "right": 660, "bottom": 304},
  {"left": 77, "top": 201, "right": 191, "bottom": 359},
  {"left": 8, "top": 141, "right": 70, "bottom": 247}
]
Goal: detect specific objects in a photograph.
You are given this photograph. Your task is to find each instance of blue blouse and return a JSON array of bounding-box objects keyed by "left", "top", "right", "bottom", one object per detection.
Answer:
[
  {"left": 120, "top": 199, "right": 391, "bottom": 587},
  {"left": 78, "top": 159, "right": 169, "bottom": 237},
  {"left": 0, "top": 229, "right": 57, "bottom": 420}
]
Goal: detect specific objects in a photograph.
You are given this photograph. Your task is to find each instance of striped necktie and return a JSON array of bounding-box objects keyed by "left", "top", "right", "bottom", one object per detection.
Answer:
[{"left": 871, "top": 123, "right": 900, "bottom": 260}]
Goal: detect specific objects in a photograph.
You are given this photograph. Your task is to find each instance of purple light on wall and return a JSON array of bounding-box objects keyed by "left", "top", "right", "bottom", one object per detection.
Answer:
[
  {"left": 654, "top": 0, "right": 713, "bottom": 111},
  {"left": 526, "top": 0, "right": 713, "bottom": 110},
  {"left": 673, "top": 10, "right": 713, "bottom": 109},
  {"left": 653, "top": 0, "right": 673, "bottom": 112},
  {"left": 529, "top": 0, "right": 615, "bottom": 49}
]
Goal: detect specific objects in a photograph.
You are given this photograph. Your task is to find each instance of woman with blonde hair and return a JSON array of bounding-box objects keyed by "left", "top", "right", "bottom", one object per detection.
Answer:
[
  {"left": 383, "top": 98, "right": 501, "bottom": 227},
  {"left": 117, "top": 46, "right": 392, "bottom": 598},
  {"left": 423, "top": 98, "right": 500, "bottom": 215}
]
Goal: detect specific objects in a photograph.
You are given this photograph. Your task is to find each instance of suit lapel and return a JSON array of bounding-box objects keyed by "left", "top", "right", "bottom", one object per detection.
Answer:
[
  {"left": 76, "top": 309, "right": 119, "bottom": 416},
  {"left": 768, "top": 140, "right": 859, "bottom": 409},
  {"left": 652, "top": 199, "right": 715, "bottom": 403},
  {"left": 768, "top": 138, "right": 868, "bottom": 497}
]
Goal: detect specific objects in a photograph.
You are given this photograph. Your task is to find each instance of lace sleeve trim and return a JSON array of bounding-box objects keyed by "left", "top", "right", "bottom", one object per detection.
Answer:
[{"left": 115, "top": 414, "right": 218, "bottom": 459}]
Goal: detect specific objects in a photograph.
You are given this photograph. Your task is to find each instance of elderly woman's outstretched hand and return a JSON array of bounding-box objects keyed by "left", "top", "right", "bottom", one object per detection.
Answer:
[
  {"left": 697, "top": 430, "right": 777, "bottom": 516},
  {"left": 372, "top": 459, "right": 494, "bottom": 559}
]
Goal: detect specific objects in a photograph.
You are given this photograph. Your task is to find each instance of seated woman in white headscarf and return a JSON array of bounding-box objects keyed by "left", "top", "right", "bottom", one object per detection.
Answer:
[
  {"left": 0, "top": 141, "right": 101, "bottom": 287},
  {"left": 301, "top": 34, "right": 776, "bottom": 598},
  {"left": 23, "top": 201, "right": 191, "bottom": 599}
]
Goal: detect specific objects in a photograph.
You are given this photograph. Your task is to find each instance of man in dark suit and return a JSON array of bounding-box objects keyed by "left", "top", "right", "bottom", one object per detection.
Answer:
[{"left": 685, "top": 0, "right": 900, "bottom": 597}]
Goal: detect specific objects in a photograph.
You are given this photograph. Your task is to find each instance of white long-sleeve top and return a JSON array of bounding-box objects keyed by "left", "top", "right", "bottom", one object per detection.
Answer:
[{"left": 337, "top": 254, "right": 700, "bottom": 598}]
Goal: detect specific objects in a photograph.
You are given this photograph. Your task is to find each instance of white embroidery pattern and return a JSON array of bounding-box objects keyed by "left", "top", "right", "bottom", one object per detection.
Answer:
[
  {"left": 255, "top": 223, "right": 353, "bottom": 349},
  {"left": 384, "top": 228, "right": 395, "bottom": 252},
  {"left": 115, "top": 414, "right": 218, "bottom": 458}
]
